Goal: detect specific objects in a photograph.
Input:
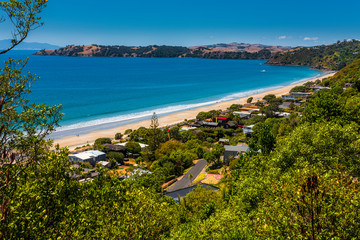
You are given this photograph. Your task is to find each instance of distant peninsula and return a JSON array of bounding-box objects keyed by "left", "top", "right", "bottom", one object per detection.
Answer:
[
  {"left": 33, "top": 43, "right": 291, "bottom": 60},
  {"left": 34, "top": 40, "right": 360, "bottom": 71}
]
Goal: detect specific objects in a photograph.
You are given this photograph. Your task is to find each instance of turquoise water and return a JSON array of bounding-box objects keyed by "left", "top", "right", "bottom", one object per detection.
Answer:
[{"left": 1, "top": 51, "right": 323, "bottom": 139}]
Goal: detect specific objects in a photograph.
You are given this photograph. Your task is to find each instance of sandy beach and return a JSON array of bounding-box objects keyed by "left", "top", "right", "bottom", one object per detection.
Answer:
[{"left": 54, "top": 72, "right": 335, "bottom": 150}]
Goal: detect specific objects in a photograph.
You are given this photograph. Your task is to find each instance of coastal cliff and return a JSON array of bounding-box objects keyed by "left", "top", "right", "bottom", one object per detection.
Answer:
[
  {"left": 266, "top": 40, "right": 360, "bottom": 70},
  {"left": 34, "top": 43, "right": 291, "bottom": 60}
]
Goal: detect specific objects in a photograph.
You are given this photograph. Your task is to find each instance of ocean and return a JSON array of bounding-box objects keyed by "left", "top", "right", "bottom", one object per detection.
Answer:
[{"left": 1, "top": 50, "right": 323, "bottom": 139}]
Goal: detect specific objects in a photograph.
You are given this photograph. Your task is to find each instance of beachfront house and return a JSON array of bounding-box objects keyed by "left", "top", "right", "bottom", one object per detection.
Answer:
[
  {"left": 233, "top": 111, "right": 252, "bottom": 119},
  {"left": 69, "top": 150, "right": 106, "bottom": 166},
  {"left": 243, "top": 125, "right": 255, "bottom": 134},
  {"left": 116, "top": 142, "right": 149, "bottom": 151},
  {"left": 224, "top": 144, "right": 250, "bottom": 162},
  {"left": 282, "top": 92, "right": 312, "bottom": 100}
]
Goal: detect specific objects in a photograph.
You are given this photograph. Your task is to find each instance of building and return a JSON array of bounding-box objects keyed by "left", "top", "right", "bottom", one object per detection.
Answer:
[
  {"left": 279, "top": 101, "right": 300, "bottom": 110},
  {"left": 224, "top": 144, "right": 250, "bottom": 162},
  {"left": 164, "top": 183, "right": 219, "bottom": 202},
  {"left": 69, "top": 150, "right": 106, "bottom": 166},
  {"left": 243, "top": 125, "right": 255, "bottom": 134},
  {"left": 198, "top": 121, "right": 219, "bottom": 128},
  {"left": 116, "top": 142, "right": 149, "bottom": 151},
  {"left": 313, "top": 86, "right": 331, "bottom": 93},
  {"left": 233, "top": 111, "right": 252, "bottom": 119},
  {"left": 103, "top": 144, "right": 127, "bottom": 154},
  {"left": 282, "top": 92, "right": 312, "bottom": 100},
  {"left": 98, "top": 161, "right": 111, "bottom": 168}
]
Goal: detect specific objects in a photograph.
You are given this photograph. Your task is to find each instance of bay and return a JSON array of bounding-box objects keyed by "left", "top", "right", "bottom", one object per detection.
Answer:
[{"left": 1, "top": 50, "right": 323, "bottom": 138}]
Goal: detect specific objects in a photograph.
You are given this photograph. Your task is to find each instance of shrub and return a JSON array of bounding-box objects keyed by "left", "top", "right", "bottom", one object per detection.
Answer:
[
  {"left": 125, "top": 141, "right": 141, "bottom": 154},
  {"left": 107, "top": 152, "right": 125, "bottom": 165},
  {"left": 114, "top": 132, "right": 123, "bottom": 140}
]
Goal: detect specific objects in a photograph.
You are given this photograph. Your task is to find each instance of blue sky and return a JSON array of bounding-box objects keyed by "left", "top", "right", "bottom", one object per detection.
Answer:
[{"left": 1, "top": 0, "right": 360, "bottom": 47}]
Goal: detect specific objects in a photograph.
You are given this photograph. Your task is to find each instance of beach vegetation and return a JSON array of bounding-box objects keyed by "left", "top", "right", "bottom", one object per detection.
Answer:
[
  {"left": 125, "top": 141, "right": 141, "bottom": 154},
  {"left": 114, "top": 132, "right": 123, "bottom": 140},
  {"left": 246, "top": 97, "right": 253, "bottom": 103},
  {"left": 290, "top": 85, "right": 311, "bottom": 92}
]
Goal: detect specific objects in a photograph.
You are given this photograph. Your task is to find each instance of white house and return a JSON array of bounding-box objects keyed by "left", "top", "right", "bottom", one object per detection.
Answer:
[
  {"left": 116, "top": 142, "right": 149, "bottom": 151},
  {"left": 69, "top": 150, "right": 106, "bottom": 166},
  {"left": 243, "top": 125, "right": 255, "bottom": 134}
]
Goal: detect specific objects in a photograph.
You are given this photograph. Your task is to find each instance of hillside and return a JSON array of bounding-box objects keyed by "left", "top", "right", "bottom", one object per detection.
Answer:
[
  {"left": 266, "top": 40, "right": 360, "bottom": 70},
  {"left": 191, "top": 42, "right": 291, "bottom": 53},
  {"left": 0, "top": 39, "right": 60, "bottom": 50},
  {"left": 322, "top": 58, "right": 360, "bottom": 88},
  {"left": 34, "top": 44, "right": 279, "bottom": 60}
]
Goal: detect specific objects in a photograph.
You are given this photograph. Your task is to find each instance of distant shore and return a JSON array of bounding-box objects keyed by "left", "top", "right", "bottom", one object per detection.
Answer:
[{"left": 53, "top": 72, "right": 335, "bottom": 150}]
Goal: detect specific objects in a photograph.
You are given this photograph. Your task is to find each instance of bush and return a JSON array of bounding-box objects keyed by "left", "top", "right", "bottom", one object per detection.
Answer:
[
  {"left": 94, "top": 138, "right": 111, "bottom": 145},
  {"left": 124, "top": 129, "right": 132, "bottom": 135},
  {"left": 125, "top": 141, "right": 141, "bottom": 154},
  {"left": 114, "top": 132, "right": 123, "bottom": 140},
  {"left": 107, "top": 152, "right": 125, "bottom": 165}
]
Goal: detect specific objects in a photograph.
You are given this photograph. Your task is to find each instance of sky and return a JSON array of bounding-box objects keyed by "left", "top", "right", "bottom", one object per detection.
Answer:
[{"left": 1, "top": 0, "right": 360, "bottom": 47}]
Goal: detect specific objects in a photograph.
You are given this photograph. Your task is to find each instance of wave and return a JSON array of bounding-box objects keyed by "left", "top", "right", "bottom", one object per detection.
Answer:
[
  {"left": 54, "top": 85, "right": 284, "bottom": 133},
  {"left": 53, "top": 72, "right": 326, "bottom": 136}
]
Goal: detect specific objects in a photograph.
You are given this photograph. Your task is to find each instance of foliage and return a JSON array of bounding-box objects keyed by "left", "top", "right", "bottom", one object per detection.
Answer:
[
  {"left": 107, "top": 151, "right": 124, "bottom": 165},
  {"left": 290, "top": 85, "right": 311, "bottom": 92},
  {"left": 267, "top": 40, "right": 360, "bottom": 70},
  {"left": 125, "top": 141, "right": 141, "bottom": 154},
  {"left": 114, "top": 132, "right": 123, "bottom": 140},
  {"left": 247, "top": 97, "right": 253, "bottom": 103}
]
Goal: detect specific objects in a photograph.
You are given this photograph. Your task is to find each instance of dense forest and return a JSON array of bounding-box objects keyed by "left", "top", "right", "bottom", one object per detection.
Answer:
[
  {"left": 266, "top": 40, "right": 360, "bottom": 70},
  {"left": 34, "top": 44, "right": 273, "bottom": 60}
]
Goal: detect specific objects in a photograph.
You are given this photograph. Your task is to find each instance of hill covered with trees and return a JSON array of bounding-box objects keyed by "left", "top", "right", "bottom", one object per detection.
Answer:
[
  {"left": 266, "top": 40, "right": 360, "bottom": 70},
  {"left": 34, "top": 44, "right": 275, "bottom": 60}
]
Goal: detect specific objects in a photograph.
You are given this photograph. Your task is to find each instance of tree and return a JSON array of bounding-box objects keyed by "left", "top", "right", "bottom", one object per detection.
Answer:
[
  {"left": 247, "top": 97, "right": 253, "bottom": 103},
  {"left": 148, "top": 112, "right": 161, "bottom": 152},
  {"left": 0, "top": 0, "right": 62, "bottom": 228},
  {"left": 107, "top": 152, "right": 124, "bottom": 165},
  {"left": 125, "top": 141, "right": 141, "bottom": 154},
  {"left": 263, "top": 94, "right": 276, "bottom": 102},
  {"left": 114, "top": 132, "right": 123, "bottom": 140},
  {"left": 0, "top": 0, "right": 47, "bottom": 54}
]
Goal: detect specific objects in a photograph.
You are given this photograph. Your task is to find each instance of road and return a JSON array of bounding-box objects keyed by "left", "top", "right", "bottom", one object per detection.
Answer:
[{"left": 166, "top": 159, "right": 208, "bottom": 192}]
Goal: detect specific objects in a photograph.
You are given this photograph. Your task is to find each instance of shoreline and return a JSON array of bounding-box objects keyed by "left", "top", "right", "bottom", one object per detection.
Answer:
[{"left": 53, "top": 72, "right": 335, "bottom": 150}]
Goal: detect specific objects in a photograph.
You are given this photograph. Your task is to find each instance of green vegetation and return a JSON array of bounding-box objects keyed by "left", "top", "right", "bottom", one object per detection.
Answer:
[
  {"left": 114, "top": 132, "right": 123, "bottom": 140},
  {"left": 2, "top": 2, "right": 360, "bottom": 238},
  {"left": 267, "top": 40, "right": 360, "bottom": 70}
]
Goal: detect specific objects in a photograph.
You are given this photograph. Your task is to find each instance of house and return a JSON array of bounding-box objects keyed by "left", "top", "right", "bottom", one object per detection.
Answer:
[
  {"left": 282, "top": 92, "right": 312, "bottom": 100},
  {"left": 214, "top": 116, "right": 229, "bottom": 126},
  {"left": 224, "top": 144, "right": 250, "bottom": 162},
  {"left": 198, "top": 121, "right": 219, "bottom": 128},
  {"left": 313, "top": 86, "right": 331, "bottom": 93},
  {"left": 180, "top": 126, "right": 197, "bottom": 131},
  {"left": 69, "top": 150, "right": 106, "bottom": 166},
  {"left": 103, "top": 144, "right": 127, "bottom": 154},
  {"left": 164, "top": 183, "right": 219, "bottom": 202},
  {"left": 98, "top": 161, "right": 111, "bottom": 168},
  {"left": 243, "top": 125, "right": 255, "bottom": 134},
  {"left": 279, "top": 101, "right": 300, "bottom": 110},
  {"left": 219, "top": 138, "right": 230, "bottom": 145},
  {"left": 116, "top": 142, "right": 149, "bottom": 151},
  {"left": 233, "top": 111, "right": 252, "bottom": 119},
  {"left": 274, "top": 112, "right": 291, "bottom": 118}
]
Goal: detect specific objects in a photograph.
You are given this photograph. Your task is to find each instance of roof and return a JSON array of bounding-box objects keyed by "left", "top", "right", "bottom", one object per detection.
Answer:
[
  {"left": 225, "top": 144, "right": 250, "bottom": 152},
  {"left": 116, "top": 142, "right": 148, "bottom": 148},
  {"left": 199, "top": 121, "right": 219, "bottom": 127},
  {"left": 219, "top": 138, "right": 230, "bottom": 142},
  {"left": 164, "top": 183, "right": 219, "bottom": 201},
  {"left": 217, "top": 117, "right": 228, "bottom": 120},
  {"left": 103, "top": 144, "right": 127, "bottom": 152},
  {"left": 98, "top": 161, "right": 110, "bottom": 167},
  {"left": 244, "top": 125, "right": 255, "bottom": 129},
  {"left": 69, "top": 150, "right": 105, "bottom": 161}
]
